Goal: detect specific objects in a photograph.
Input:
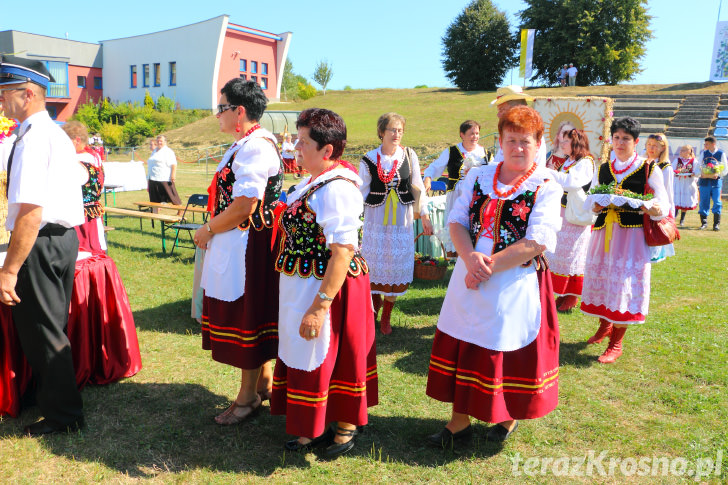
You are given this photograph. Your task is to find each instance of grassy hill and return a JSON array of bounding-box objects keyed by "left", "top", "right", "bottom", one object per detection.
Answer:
[{"left": 152, "top": 82, "right": 728, "bottom": 164}]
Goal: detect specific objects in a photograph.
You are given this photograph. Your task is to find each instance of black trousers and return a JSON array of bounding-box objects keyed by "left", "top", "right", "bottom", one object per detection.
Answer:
[{"left": 11, "top": 224, "right": 83, "bottom": 425}]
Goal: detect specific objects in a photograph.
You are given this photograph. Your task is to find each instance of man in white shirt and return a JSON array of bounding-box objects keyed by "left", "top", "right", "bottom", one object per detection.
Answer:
[
  {"left": 0, "top": 55, "right": 85, "bottom": 436},
  {"left": 490, "top": 85, "right": 547, "bottom": 167},
  {"left": 567, "top": 64, "right": 578, "bottom": 86}
]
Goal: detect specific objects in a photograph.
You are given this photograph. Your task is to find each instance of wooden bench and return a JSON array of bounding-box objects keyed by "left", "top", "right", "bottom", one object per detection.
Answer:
[
  {"left": 103, "top": 207, "right": 182, "bottom": 253},
  {"left": 133, "top": 201, "right": 209, "bottom": 226}
]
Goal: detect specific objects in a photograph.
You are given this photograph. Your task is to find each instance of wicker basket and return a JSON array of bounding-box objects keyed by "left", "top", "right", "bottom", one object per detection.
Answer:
[{"left": 413, "top": 232, "right": 448, "bottom": 281}]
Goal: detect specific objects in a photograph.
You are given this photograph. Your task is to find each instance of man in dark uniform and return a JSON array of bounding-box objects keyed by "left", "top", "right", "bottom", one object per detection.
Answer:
[{"left": 0, "top": 55, "right": 85, "bottom": 435}]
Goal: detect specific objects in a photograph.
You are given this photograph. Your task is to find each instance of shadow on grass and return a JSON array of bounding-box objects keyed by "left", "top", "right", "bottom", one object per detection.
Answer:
[
  {"left": 105, "top": 226, "right": 197, "bottom": 261},
  {"left": 0, "top": 382, "right": 506, "bottom": 476},
  {"left": 656, "top": 81, "right": 721, "bottom": 92},
  {"left": 133, "top": 300, "right": 199, "bottom": 334},
  {"left": 558, "top": 340, "right": 595, "bottom": 368}
]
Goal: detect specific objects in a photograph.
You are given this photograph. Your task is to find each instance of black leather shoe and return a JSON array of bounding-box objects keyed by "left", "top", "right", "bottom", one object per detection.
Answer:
[
  {"left": 485, "top": 421, "right": 518, "bottom": 442},
  {"left": 427, "top": 424, "right": 473, "bottom": 447},
  {"left": 24, "top": 417, "right": 84, "bottom": 437},
  {"left": 322, "top": 425, "right": 358, "bottom": 459},
  {"left": 284, "top": 426, "right": 334, "bottom": 452}
]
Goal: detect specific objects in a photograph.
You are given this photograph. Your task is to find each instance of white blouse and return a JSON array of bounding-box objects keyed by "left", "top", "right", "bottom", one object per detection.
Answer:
[
  {"left": 546, "top": 156, "right": 594, "bottom": 191},
  {"left": 359, "top": 145, "right": 429, "bottom": 216},
  {"left": 200, "top": 128, "right": 280, "bottom": 301},
  {"left": 423, "top": 142, "right": 486, "bottom": 181},
  {"left": 439, "top": 164, "right": 562, "bottom": 351},
  {"left": 278, "top": 166, "right": 364, "bottom": 371}
]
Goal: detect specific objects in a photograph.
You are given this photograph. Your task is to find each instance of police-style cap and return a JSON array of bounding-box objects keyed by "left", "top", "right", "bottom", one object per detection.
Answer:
[{"left": 0, "top": 55, "right": 55, "bottom": 88}]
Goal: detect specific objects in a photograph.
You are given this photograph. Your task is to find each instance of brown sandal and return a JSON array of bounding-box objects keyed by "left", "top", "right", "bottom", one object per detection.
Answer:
[{"left": 214, "top": 395, "right": 262, "bottom": 425}]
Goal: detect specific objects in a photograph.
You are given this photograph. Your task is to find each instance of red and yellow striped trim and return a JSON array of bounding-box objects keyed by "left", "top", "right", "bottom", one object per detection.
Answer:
[{"left": 200, "top": 320, "right": 278, "bottom": 347}]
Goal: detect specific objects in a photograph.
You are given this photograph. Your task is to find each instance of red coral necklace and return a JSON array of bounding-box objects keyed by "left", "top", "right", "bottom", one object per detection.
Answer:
[
  {"left": 241, "top": 123, "right": 261, "bottom": 139},
  {"left": 610, "top": 153, "right": 638, "bottom": 175},
  {"left": 492, "top": 161, "right": 538, "bottom": 198},
  {"left": 376, "top": 151, "right": 399, "bottom": 184}
]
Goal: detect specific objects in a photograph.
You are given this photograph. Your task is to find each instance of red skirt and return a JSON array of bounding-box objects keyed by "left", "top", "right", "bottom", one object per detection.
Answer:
[
  {"left": 201, "top": 227, "right": 279, "bottom": 369},
  {"left": 270, "top": 273, "right": 378, "bottom": 438},
  {"left": 426, "top": 268, "right": 559, "bottom": 423},
  {"left": 75, "top": 218, "right": 104, "bottom": 254}
]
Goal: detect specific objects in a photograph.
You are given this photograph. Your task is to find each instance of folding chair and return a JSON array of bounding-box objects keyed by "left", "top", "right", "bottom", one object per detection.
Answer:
[
  {"left": 713, "top": 127, "right": 728, "bottom": 139},
  {"left": 428, "top": 180, "right": 448, "bottom": 197},
  {"left": 718, "top": 111, "right": 728, "bottom": 120},
  {"left": 168, "top": 194, "right": 209, "bottom": 255}
]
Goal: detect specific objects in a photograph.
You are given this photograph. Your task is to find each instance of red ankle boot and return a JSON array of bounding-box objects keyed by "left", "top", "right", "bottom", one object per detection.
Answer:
[
  {"left": 598, "top": 326, "right": 627, "bottom": 364},
  {"left": 372, "top": 294, "right": 383, "bottom": 319},
  {"left": 379, "top": 300, "right": 394, "bottom": 335},
  {"left": 587, "top": 319, "right": 613, "bottom": 344},
  {"left": 557, "top": 295, "right": 579, "bottom": 312}
]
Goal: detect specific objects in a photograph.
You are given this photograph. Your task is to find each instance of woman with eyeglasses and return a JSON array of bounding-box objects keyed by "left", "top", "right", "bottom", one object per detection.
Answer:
[
  {"left": 360, "top": 112, "right": 432, "bottom": 335},
  {"left": 194, "top": 78, "right": 283, "bottom": 424},
  {"left": 544, "top": 128, "right": 594, "bottom": 312}
]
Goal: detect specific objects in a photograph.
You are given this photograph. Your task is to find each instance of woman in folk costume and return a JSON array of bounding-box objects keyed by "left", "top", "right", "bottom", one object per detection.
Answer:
[
  {"left": 545, "top": 128, "right": 594, "bottom": 312},
  {"left": 270, "top": 108, "right": 377, "bottom": 459},
  {"left": 360, "top": 112, "right": 432, "bottom": 334},
  {"left": 580, "top": 117, "right": 669, "bottom": 364},
  {"left": 426, "top": 106, "right": 561, "bottom": 446},
  {"left": 672, "top": 144, "right": 699, "bottom": 226},
  {"left": 644, "top": 133, "right": 675, "bottom": 263},
  {"left": 545, "top": 121, "right": 576, "bottom": 171},
  {"left": 194, "top": 78, "right": 283, "bottom": 424},
  {"left": 61, "top": 120, "right": 106, "bottom": 253},
  {"left": 423, "top": 120, "right": 486, "bottom": 253}
]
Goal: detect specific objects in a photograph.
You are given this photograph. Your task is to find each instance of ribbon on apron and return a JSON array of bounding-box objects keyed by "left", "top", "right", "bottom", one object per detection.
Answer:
[
  {"left": 382, "top": 188, "right": 399, "bottom": 226},
  {"left": 603, "top": 208, "right": 619, "bottom": 253}
]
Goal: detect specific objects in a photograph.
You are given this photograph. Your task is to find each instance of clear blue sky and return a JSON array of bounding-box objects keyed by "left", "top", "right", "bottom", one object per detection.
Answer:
[{"left": 1, "top": 0, "right": 725, "bottom": 90}]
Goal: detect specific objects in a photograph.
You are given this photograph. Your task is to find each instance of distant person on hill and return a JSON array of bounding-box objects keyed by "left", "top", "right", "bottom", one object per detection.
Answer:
[
  {"left": 146, "top": 135, "right": 181, "bottom": 205},
  {"left": 694, "top": 136, "right": 727, "bottom": 230},
  {"left": 567, "top": 63, "right": 578, "bottom": 86},
  {"left": 672, "top": 144, "right": 699, "bottom": 227},
  {"left": 491, "top": 85, "right": 547, "bottom": 167},
  {"left": 423, "top": 120, "right": 486, "bottom": 253},
  {"left": 559, "top": 64, "right": 568, "bottom": 87}
]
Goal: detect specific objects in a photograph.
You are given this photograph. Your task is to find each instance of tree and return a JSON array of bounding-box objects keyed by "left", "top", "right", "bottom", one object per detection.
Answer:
[
  {"left": 313, "top": 60, "right": 333, "bottom": 95},
  {"left": 519, "top": 0, "right": 652, "bottom": 86},
  {"left": 441, "top": 0, "right": 517, "bottom": 91},
  {"left": 281, "top": 59, "right": 311, "bottom": 101}
]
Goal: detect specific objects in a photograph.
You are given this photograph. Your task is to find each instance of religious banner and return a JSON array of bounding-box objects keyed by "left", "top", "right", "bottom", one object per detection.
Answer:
[
  {"left": 533, "top": 97, "right": 614, "bottom": 164},
  {"left": 519, "top": 29, "right": 535, "bottom": 79},
  {"left": 710, "top": 21, "right": 728, "bottom": 81}
]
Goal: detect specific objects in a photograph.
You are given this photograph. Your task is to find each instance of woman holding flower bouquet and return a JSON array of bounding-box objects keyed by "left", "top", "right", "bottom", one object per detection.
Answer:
[
  {"left": 423, "top": 120, "right": 486, "bottom": 253},
  {"left": 426, "top": 106, "right": 562, "bottom": 446},
  {"left": 360, "top": 112, "right": 432, "bottom": 335},
  {"left": 580, "top": 117, "right": 670, "bottom": 364},
  {"left": 672, "top": 144, "right": 699, "bottom": 226}
]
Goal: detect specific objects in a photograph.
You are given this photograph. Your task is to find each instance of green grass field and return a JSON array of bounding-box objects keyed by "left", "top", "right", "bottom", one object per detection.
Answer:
[{"left": 1, "top": 85, "right": 728, "bottom": 483}]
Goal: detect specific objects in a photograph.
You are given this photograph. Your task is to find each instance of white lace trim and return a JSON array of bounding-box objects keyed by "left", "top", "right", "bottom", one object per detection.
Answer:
[
  {"left": 525, "top": 225, "right": 557, "bottom": 253},
  {"left": 547, "top": 220, "right": 591, "bottom": 277},
  {"left": 237, "top": 186, "right": 260, "bottom": 199},
  {"left": 361, "top": 221, "right": 414, "bottom": 286}
]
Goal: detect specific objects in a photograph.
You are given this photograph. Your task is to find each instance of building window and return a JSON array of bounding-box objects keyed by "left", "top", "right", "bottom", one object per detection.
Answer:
[
  {"left": 169, "top": 62, "right": 176, "bottom": 86},
  {"left": 239, "top": 59, "right": 247, "bottom": 72},
  {"left": 143, "top": 64, "right": 149, "bottom": 87},
  {"left": 262, "top": 63, "right": 268, "bottom": 75},
  {"left": 251, "top": 76, "right": 257, "bottom": 83},
  {"left": 251, "top": 61, "right": 258, "bottom": 74},
  {"left": 94, "top": 77, "right": 102, "bottom": 90},
  {"left": 261, "top": 77, "right": 268, "bottom": 90},
  {"left": 130, "top": 65, "right": 137, "bottom": 88},
  {"left": 77, "top": 76, "right": 86, "bottom": 88},
  {"left": 44, "top": 61, "right": 69, "bottom": 98},
  {"left": 239, "top": 74, "right": 247, "bottom": 80},
  {"left": 153, "top": 63, "right": 161, "bottom": 87}
]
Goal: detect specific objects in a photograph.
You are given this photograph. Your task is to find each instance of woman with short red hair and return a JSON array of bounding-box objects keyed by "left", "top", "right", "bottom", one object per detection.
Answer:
[{"left": 426, "top": 106, "right": 561, "bottom": 446}]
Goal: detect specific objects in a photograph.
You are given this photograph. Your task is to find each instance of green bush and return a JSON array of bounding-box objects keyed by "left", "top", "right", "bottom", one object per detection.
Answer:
[
  {"left": 74, "top": 102, "right": 101, "bottom": 133},
  {"left": 99, "top": 122, "right": 124, "bottom": 147},
  {"left": 297, "top": 81, "right": 318, "bottom": 100},
  {"left": 143, "top": 90, "right": 155, "bottom": 110},
  {"left": 156, "top": 95, "right": 175, "bottom": 113},
  {"left": 123, "top": 118, "right": 156, "bottom": 146},
  {"left": 414, "top": 84, "right": 428, "bottom": 89},
  {"left": 343, "top": 85, "right": 353, "bottom": 90}
]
